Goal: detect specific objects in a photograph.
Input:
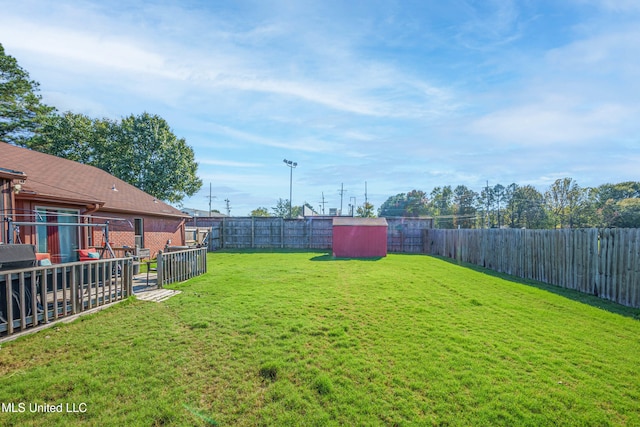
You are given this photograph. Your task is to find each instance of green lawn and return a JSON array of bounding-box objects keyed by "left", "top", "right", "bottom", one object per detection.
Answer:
[{"left": 1, "top": 251, "right": 639, "bottom": 426}]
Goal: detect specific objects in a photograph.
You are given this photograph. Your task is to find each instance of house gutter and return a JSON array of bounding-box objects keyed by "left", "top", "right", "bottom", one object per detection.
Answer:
[{"left": 83, "top": 203, "right": 103, "bottom": 216}]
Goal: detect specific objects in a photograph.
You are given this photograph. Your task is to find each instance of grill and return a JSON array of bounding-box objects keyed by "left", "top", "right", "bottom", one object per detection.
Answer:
[
  {"left": 0, "top": 244, "right": 37, "bottom": 271},
  {"left": 0, "top": 244, "right": 38, "bottom": 325}
]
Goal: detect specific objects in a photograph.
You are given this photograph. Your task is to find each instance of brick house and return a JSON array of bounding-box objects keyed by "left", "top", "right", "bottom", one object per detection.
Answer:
[{"left": 0, "top": 142, "right": 190, "bottom": 262}]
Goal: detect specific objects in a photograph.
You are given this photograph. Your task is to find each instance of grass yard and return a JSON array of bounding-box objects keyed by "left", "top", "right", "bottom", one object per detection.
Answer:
[{"left": 1, "top": 251, "right": 639, "bottom": 426}]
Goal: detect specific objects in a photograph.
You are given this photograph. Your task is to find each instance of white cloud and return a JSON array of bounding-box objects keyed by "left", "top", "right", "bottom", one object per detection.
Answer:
[
  {"left": 204, "top": 123, "right": 342, "bottom": 154},
  {"left": 545, "top": 27, "right": 640, "bottom": 78},
  {"left": 576, "top": 0, "right": 640, "bottom": 13},
  {"left": 2, "top": 19, "right": 181, "bottom": 79},
  {"left": 454, "top": 0, "right": 523, "bottom": 50},
  {"left": 470, "top": 101, "right": 633, "bottom": 145},
  {"left": 1, "top": 3, "right": 455, "bottom": 121}
]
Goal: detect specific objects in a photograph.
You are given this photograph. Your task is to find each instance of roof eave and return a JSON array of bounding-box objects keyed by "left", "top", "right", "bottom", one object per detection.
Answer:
[
  {"left": 16, "top": 192, "right": 105, "bottom": 207},
  {"left": 98, "top": 206, "right": 191, "bottom": 219}
]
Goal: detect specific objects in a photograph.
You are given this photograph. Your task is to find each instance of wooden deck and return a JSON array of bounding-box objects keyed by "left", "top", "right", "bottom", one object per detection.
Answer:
[
  {"left": 132, "top": 272, "right": 181, "bottom": 302},
  {"left": 135, "top": 288, "right": 182, "bottom": 302},
  {"left": 1, "top": 252, "right": 202, "bottom": 341}
]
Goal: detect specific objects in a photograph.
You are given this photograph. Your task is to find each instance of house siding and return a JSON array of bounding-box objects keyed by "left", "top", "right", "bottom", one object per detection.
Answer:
[
  {"left": 90, "top": 213, "right": 185, "bottom": 258},
  {"left": 12, "top": 199, "right": 185, "bottom": 260}
]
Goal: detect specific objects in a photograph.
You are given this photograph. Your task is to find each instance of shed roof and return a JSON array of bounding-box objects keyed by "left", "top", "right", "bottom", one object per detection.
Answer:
[
  {"left": 332, "top": 217, "right": 388, "bottom": 227},
  {"left": 0, "top": 142, "right": 188, "bottom": 218}
]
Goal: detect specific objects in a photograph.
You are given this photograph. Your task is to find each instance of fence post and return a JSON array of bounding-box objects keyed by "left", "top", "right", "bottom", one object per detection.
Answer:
[
  {"left": 19, "top": 272, "right": 26, "bottom": 330},
  {"left": 222, "top": 218, "right": 226, "bottom": 249},
  {"left": 157, "top": 250, "right": 164, "bottom": 288},
  {"left": 251, "top": 217, "right": 255, "bottom": 248},
  {"left": 123, "top": 261, "right": 133, "bottom": 296},
  {"left": 202, "top": 247, "right": 207, "bottom": 274},
  {"left": 5, "top": 273, "right": 14, "bottom": 335}
]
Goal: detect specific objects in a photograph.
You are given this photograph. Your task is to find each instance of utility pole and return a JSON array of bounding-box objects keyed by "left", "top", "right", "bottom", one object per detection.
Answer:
[
  {"left": 365, "top": 181, "right": 368, "bottom": 206},
  {"left": 318, "top": 192, "right": 326, "bottom": 215},
  {"left": 496, "top": 185, "right": 501, "bottom": 228},
  {"left": 338, "top": 183, "right": 347, "bottom": 216},
  {"left": 224, "top": 198, "right": 231, "bottom": 216},
  {"left": 205, "top": 182, "right": 216, "bottom": 216},
  {"left": 485, "top": 180, "right": 490, "bottom": 229}
]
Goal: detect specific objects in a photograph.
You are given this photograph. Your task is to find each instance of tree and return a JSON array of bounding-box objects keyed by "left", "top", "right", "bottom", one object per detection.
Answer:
[
  {"left": 610, "top": 199, "right": 640, "bottom": 228},
  {"left": 250, "top": 207, "right": 271, "bottom": 217},
  {"left": 429, "top": 186, "right": 454, "bottom": 228},
  {"left": 492, "top": 184, "right": 506, "bottom": 228},
  {"left": 272, "top": 198, "right": 290, "bottom": 217},
  {"left": 478, "top": 185, "right": 495, "bottom": 227},
  {"left": 378, "top": 193, "right": 408, "bottom": 217},
  {"left": 507, "top": 185, "right": 548, "bottom": 228},
  {"left": 27, "top": 111, "right": 202, "bottom": 204},
  {"left": 356, "top": 202, "right": 375, "bottom": 217},
  {"left": 544, "top": 178, "right": 589, "bottom": 228},
  {"left": 379, "top": 190, "right": 429, "bottom": 217},
  {"left": 106, "top": 113, "right": 201, "bottom": 204},
  {"left": 452, "top": 185, "right": 478, "bottom": 228},
  {"left": 405, "top": 190, "right": 429, "bottom": 217},
  {"left": 28, "top": 111, "right": 106, "bottom": 162},
  {"left": 0, "top": 43, "right": 55, "bottom": 145},
  {"left": 503, "top": 184, "right": 517, "bottom": 227},
  {"left": 592, "top": 182, "right": 640, "bottom": 227},
  {"left": 595, "top": 181, "right": 640, "bottom": 205}
]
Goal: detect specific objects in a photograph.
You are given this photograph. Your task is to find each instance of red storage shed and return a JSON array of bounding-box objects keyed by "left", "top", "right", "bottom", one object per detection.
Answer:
[{"left": 332, "top": 217, "right": 388, "bottom": 258}]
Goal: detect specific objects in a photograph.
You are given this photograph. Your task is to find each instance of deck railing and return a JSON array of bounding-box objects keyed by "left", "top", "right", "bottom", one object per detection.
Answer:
[
  {"left": 1, "top": 258, "right": 133, "bottom": 338},
  {"left": 156, "top": 247, "right": 207, "bottom": 287}
]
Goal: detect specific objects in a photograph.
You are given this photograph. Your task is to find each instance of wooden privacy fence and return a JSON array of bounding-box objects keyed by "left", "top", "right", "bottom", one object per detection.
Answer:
[
  {"left": 156, "top": 247, "right": 207, "bottom": 288},
  {"left": 1, "top": 258, "right": 133, "bottom": 338},
  {"left": 195, "top": 217, "right": 433, "bottom": 253},
  {"left": 423, "top": 228, "right": 640, "bottom": 308}
]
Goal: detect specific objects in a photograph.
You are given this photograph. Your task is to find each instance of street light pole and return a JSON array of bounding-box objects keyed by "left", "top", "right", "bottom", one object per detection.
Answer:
[{"left": 283, "top": 159, "right": 297, "bottom": 218}]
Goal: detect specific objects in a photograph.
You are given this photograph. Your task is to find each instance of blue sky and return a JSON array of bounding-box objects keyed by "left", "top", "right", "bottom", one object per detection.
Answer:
[{"left": 1, "top": 0, "right": 639, "bottom": 216}]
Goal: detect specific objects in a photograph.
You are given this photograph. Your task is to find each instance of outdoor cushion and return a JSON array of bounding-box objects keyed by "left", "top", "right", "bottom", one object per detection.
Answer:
[
  {"left": 39, "top": 258, "right": 52, "bottom": 266},
  {"left": 78, "top": 248, "right": 100, "bottom": 261},
  {"left": 36, "top": 253, "right": 51, "bottom": 261}
]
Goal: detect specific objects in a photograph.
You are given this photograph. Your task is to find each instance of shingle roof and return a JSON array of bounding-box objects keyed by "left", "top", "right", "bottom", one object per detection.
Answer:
[{"left": 0, "top": 142, "right": 188, "bottom": 218}]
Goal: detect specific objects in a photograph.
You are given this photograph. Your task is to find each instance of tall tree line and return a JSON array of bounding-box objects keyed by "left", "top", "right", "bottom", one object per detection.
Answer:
[{"left": 379, "top": 179, "right": 640, "bottom": 229}]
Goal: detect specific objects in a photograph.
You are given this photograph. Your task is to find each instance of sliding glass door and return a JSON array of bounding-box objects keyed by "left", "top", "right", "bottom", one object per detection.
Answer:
[{"left": 36, "top": 208, "right": 80, "bottom": 263}]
